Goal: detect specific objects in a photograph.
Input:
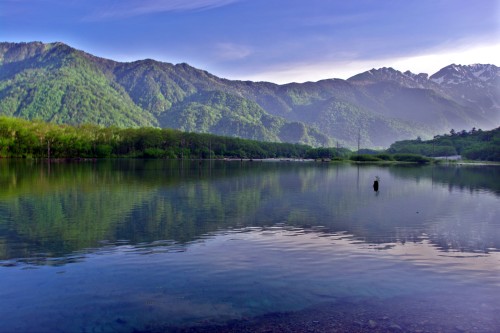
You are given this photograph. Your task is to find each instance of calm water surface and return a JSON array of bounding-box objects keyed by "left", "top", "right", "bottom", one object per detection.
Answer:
[{"left": 0, "top": 160, "right": 499, "bottom": 332}]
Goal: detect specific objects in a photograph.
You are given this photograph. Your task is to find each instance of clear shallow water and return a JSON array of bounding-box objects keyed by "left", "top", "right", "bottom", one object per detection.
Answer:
[{"left": 0, "top": 160, "right": 499, "bottom": 332}]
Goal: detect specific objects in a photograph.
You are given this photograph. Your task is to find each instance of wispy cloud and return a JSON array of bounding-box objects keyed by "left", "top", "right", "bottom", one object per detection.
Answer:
[
  {"left": 213, "top": 43, "right": 252, "bottom": 61},
  {"left": 86, "top": 0, "right": 241, "bottom": 20},
  {"left": 298, "top": 12, "right": 376, "bottom": 27}
]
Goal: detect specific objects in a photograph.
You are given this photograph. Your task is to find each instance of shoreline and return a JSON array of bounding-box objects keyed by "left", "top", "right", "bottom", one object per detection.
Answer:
[
  {"left": 2, "top": 157, "right": 500, "bottom": 166},
  {"left": 150, "top": 294, "right": 499, "bottom": 333}
]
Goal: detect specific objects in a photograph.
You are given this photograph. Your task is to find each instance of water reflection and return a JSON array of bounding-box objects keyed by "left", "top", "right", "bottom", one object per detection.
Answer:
[
  {"left": 2, "top": 224, "right": 499, "bottom": 333},
  {"left": 0, "top": 160, "right": 499, "bottom": 266},
  {"left": 389, "top": 164, "right": 500, "bottom": 195}
]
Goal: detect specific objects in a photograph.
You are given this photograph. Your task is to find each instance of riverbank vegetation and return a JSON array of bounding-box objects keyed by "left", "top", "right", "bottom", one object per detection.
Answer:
[
  {"left": 387, "top": 127, "right": 500, "bottom": 161},
  {"left": 2, "top": 116, "right": 496, "bottom": 162},
  {"left": 0, "top": 116, "right": 346, "bottom": 160},
  {"left": 349, "top": 153, "right": 432, "bottom": 164}
]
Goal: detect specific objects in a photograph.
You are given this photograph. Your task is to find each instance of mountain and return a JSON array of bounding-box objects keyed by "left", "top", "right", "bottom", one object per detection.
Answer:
[
  {"left": 0, "top": 42, "right": 330, "bottom": 146},
  {"left": 1, "top": 42, "right": 499, "bottom": 148},
  {"left": 347, "top": 66, "right": 496, "bottom": 126},
  {"left": 0, "top": 42, "right": 157, "bottom": 127},
  {"left": 430, "top": 64, "right": 500, "bottom": 120}
]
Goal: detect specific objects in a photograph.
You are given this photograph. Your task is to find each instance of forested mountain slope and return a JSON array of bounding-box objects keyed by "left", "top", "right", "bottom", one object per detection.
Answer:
[{"left": 1, "top": 42, "right": 498, "bottom": 148}]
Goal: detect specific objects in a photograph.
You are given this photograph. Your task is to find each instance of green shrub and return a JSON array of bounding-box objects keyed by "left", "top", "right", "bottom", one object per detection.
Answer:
[
  {"left": 462, "top": 143, "right": 500, "bottom": 161},
  {"left": 374, "top": 154, "right": 394, "bottom": 161},
  {"left": 165, "top": 150, "right": 178, "bottom": 159},
  {"left": 393, "top": 153, "right": 431, "bottom": 163},
  {"left": 96, "top": 144, "right": 112, "bottom": 158},
  {"left": 143, "top": 148, "right": 165, "bottom": 158},
  {"left": 350, "top": 154, "right": 382, "bottom": 162}
]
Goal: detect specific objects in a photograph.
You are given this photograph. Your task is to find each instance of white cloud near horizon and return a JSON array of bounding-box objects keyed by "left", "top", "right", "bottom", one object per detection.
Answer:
[{"left": 233, "top": 41, "right": 500, "bottom": 84}]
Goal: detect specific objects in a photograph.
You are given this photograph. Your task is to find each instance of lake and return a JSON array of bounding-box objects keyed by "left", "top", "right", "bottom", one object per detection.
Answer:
[{"left": 0, "top": 160, "right": 499, "bottom": 332}]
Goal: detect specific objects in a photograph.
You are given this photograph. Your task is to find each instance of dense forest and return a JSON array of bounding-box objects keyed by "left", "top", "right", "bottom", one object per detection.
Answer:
[
  {"left": 0, "top": 116, "right": 349, "bottom": 160},
  {"left": 387, "top": 127, "right": 500, "bottom": 161},
  {"left": 2, "top": 116, "right": 498, "bottom": 161}
]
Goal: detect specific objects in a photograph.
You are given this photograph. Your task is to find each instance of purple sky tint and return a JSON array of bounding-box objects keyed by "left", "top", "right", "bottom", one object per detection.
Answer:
[{"left": 1, "top": 0, "right": 499, "bottom": 83}]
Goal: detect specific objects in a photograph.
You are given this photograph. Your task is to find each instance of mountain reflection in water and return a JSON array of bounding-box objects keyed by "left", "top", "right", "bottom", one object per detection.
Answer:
[{"left": 0, "top": 160, "right": 499, "bottom": 265}]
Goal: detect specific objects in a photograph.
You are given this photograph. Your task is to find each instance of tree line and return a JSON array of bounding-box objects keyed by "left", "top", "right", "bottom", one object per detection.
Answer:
[
  {"left": 3, "top": 116, "right": 496, "bottom": 162},
  {"left": 387, "top": 127, "right": 500, "bottom": 161},
  {"left": 0, "top": 116, "right": 349, "bottom": 160}
]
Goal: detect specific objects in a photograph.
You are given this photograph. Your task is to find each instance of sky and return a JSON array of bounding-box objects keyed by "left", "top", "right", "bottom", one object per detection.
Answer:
[{"left": 1, "top": 0, "right": 499, "bottom": 84}]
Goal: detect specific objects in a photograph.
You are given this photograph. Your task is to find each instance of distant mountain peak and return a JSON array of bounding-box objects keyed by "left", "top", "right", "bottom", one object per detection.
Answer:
[
  {"left": 430, "top": 63, "right": 499, "bottom": 86},
  {"left": 349, "top": 67, "right": 401, "bottom": 82},
  {"left": 348, "top": 66, "right": 431, "bottom": 89}
]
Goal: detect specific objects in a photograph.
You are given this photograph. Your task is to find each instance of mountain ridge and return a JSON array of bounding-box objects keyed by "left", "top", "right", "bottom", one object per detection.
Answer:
[{"left": 1, "top": 41, "right": 498, "bottom": 148}]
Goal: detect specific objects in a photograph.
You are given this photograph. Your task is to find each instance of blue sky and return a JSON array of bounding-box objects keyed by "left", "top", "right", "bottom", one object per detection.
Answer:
[{"left": 1, "top": 0, "right": 499, "bottom": 83}]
